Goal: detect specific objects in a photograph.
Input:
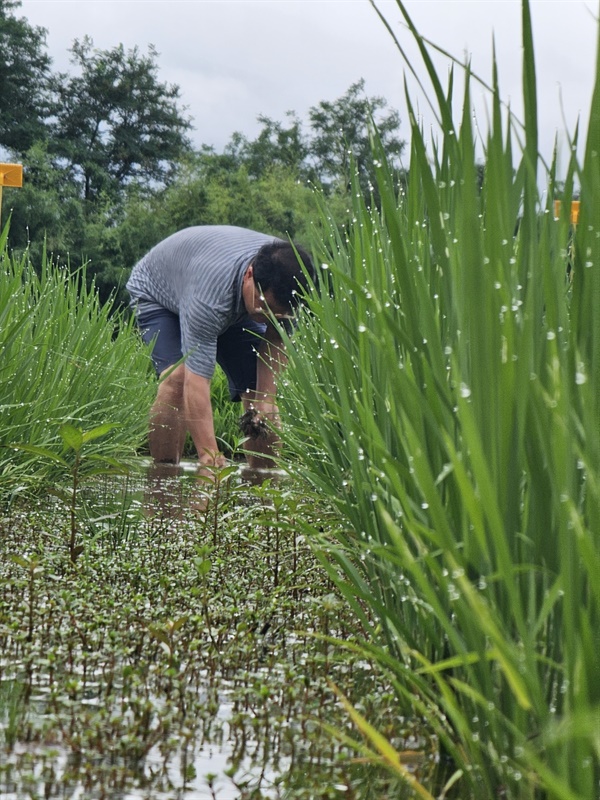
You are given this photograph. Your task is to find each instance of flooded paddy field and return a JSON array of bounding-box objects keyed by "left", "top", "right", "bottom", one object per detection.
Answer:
[{"left": 0, "top": 466, "right": 435, "bottom": 799}]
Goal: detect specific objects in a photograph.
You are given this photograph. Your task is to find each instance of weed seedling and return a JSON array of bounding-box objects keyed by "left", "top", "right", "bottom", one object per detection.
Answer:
[{"left": 10, "top": 422, "right": 128, "bottom": 562}]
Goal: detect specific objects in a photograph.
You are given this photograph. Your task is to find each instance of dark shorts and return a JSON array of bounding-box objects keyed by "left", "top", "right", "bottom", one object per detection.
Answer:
[{"left": 135, "top": 306, "right": 266, "bottom": 402}]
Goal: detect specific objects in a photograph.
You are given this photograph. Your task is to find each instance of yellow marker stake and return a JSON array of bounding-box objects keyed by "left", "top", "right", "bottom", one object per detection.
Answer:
[
  {"left": 0, "top": 163, "right": 24, "bottom": 229},
  {"left": 554, "top": 199, "right": 580, "bottom": 279},
  {"left": 553, "top": 199, "right": 580, "bottom": 225}
]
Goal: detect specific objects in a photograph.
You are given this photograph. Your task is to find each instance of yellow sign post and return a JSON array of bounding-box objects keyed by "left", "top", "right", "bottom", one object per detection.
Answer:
[
  {"left": 553, "top": 199, "right": 580, "bottom": 225},
  {"left": 554, "top": 200, "right": 580, "bottom": 280},
  {"left": 0, "top": 163, "right": 24, "bottom": 229}
]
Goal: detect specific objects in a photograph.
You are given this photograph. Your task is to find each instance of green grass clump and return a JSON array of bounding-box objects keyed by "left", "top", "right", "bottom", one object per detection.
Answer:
[
  {"left": 211, "top": 365, "right": 247, "bottom": 457},
  {"left": 0, "top": 230, "right": 156, "bottom": 496},
  {"left": 279, "top": 1, "right": 599, "bottom": 797}
]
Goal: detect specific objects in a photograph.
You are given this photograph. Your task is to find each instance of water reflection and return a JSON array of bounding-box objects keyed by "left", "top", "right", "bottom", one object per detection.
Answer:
[
  {"left": 144, "top": 461, "right": 186, "bottom": 517},
  {"left": 238, "top": 465, "right": 285, "bottom": 487},
  {"left": 142, "top": 460, "right": 286, "bottom": 516}
]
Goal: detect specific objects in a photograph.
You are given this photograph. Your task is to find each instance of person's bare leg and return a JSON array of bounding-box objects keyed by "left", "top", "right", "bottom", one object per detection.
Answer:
[{"left": 149, "top": 364, "right": 186, "bottom": 463}]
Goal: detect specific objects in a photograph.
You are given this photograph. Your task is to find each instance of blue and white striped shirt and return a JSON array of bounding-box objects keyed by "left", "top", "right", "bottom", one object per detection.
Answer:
[{"left": 126, "top": 226, "right": 278, "bottom": 377}]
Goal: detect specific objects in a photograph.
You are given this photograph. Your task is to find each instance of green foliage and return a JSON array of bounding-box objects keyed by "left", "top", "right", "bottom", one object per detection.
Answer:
[
  {"left": 0, "top": 0, "right": 51, "bottom": 153},
  {"left": 0, "top": 679, "right": 26, "bottom": 749},
  {"left": 5, "top": 141, "right": 85, "bottom": 264},
  {"left": 210, "top": 366, "right": 245, "bottom": 458},
  {"left": 154, "top": 153, "right": 326, "bottom": 241},
  {"left": 0, "top": 3, "right": 193, "bottom": 300},
  {"left": 308, "top": 78, "right": 405, "bottom": 194},
  {"left": 48, "top": 36, "right": 193, "bottom": 202},
  {"left": 279, "top": 2, "right": 599, "bottom": 797},
  {"left": 5, "top": 150, "right": 331, "bottom": 306},
  {"left": 228, "top": 112, "right": 309, "bottom": 178},
  {"left": 1, "top": 0, "right": 406, "bottom": 302},
  {"left": 0, "top": 233, "right": 156, "bottom": 497},
  {"left": 12, "top": 422, "right": 130, "bottom": 561}
]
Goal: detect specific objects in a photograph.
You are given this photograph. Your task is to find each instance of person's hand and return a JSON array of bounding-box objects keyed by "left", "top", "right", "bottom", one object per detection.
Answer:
[
  {"left": 239, "top": 404, "right": 279, "bottom": 438},
  {"left": 239, "top": 406, "right": 280, "bottom": 469}
]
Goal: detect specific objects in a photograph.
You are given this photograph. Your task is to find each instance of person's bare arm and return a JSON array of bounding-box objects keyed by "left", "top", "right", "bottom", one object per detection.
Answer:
[{"left": 183, "top": 367, "right": 227, "bottom": 473}]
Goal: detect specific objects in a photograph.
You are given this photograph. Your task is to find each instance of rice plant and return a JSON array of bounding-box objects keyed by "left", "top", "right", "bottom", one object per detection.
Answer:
[
  {"left": 0, "top": 231, "right": 156, "bottom": 497},
  {"left": 279, "top": 1, "right": 599, "bottom": 797},
  {"left": 210, "top": 365, "right": 248, "bottom": 458}
]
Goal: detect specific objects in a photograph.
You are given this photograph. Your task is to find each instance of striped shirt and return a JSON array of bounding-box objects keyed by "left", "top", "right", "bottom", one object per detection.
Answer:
[{"left": 126, "top": 226, "right": 278, "bottom": 377}]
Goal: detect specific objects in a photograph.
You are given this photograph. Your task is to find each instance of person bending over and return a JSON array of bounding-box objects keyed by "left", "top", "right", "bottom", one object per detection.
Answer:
[{"left": 126, "top": 225, "right": 316, "bottom": 475}]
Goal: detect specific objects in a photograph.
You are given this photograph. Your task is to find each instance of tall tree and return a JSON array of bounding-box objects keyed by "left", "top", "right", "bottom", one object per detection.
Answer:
[
  {"left": 48, "top": 37, "right": 193, "bottom": 202},
  {"left": 227, "top": 112, "right": 309, "bottom": 179},
  {"left": 0, "top": 0, "right": 51, "bottom": 154},
  {"left": 308, "top": 78, "right": 405, "bottom": 192}
]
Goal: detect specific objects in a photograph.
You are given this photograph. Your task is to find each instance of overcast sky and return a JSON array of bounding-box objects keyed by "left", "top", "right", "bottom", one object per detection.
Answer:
[{"left": 18, "top": 0, "right": 598, "bottom": 175}]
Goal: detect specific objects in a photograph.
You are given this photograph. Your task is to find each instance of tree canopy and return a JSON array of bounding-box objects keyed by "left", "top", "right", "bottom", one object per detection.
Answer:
[
  {"left": 222, "top": 81, "right": 405, "bottom": 193},
  {"left": 0, "top": 0, "right": 51, "bottom": 153},
  {"left": 48, "top": 37, "right": 193, "bottom": 202},
  {"left": 308, "top": 78, "right": 404, "bottom": 193}
]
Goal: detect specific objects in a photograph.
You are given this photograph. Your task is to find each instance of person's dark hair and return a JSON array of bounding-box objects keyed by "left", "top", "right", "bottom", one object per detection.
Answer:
[{"left": 252, "top": 241, "right": 316, "bottom": 311}]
